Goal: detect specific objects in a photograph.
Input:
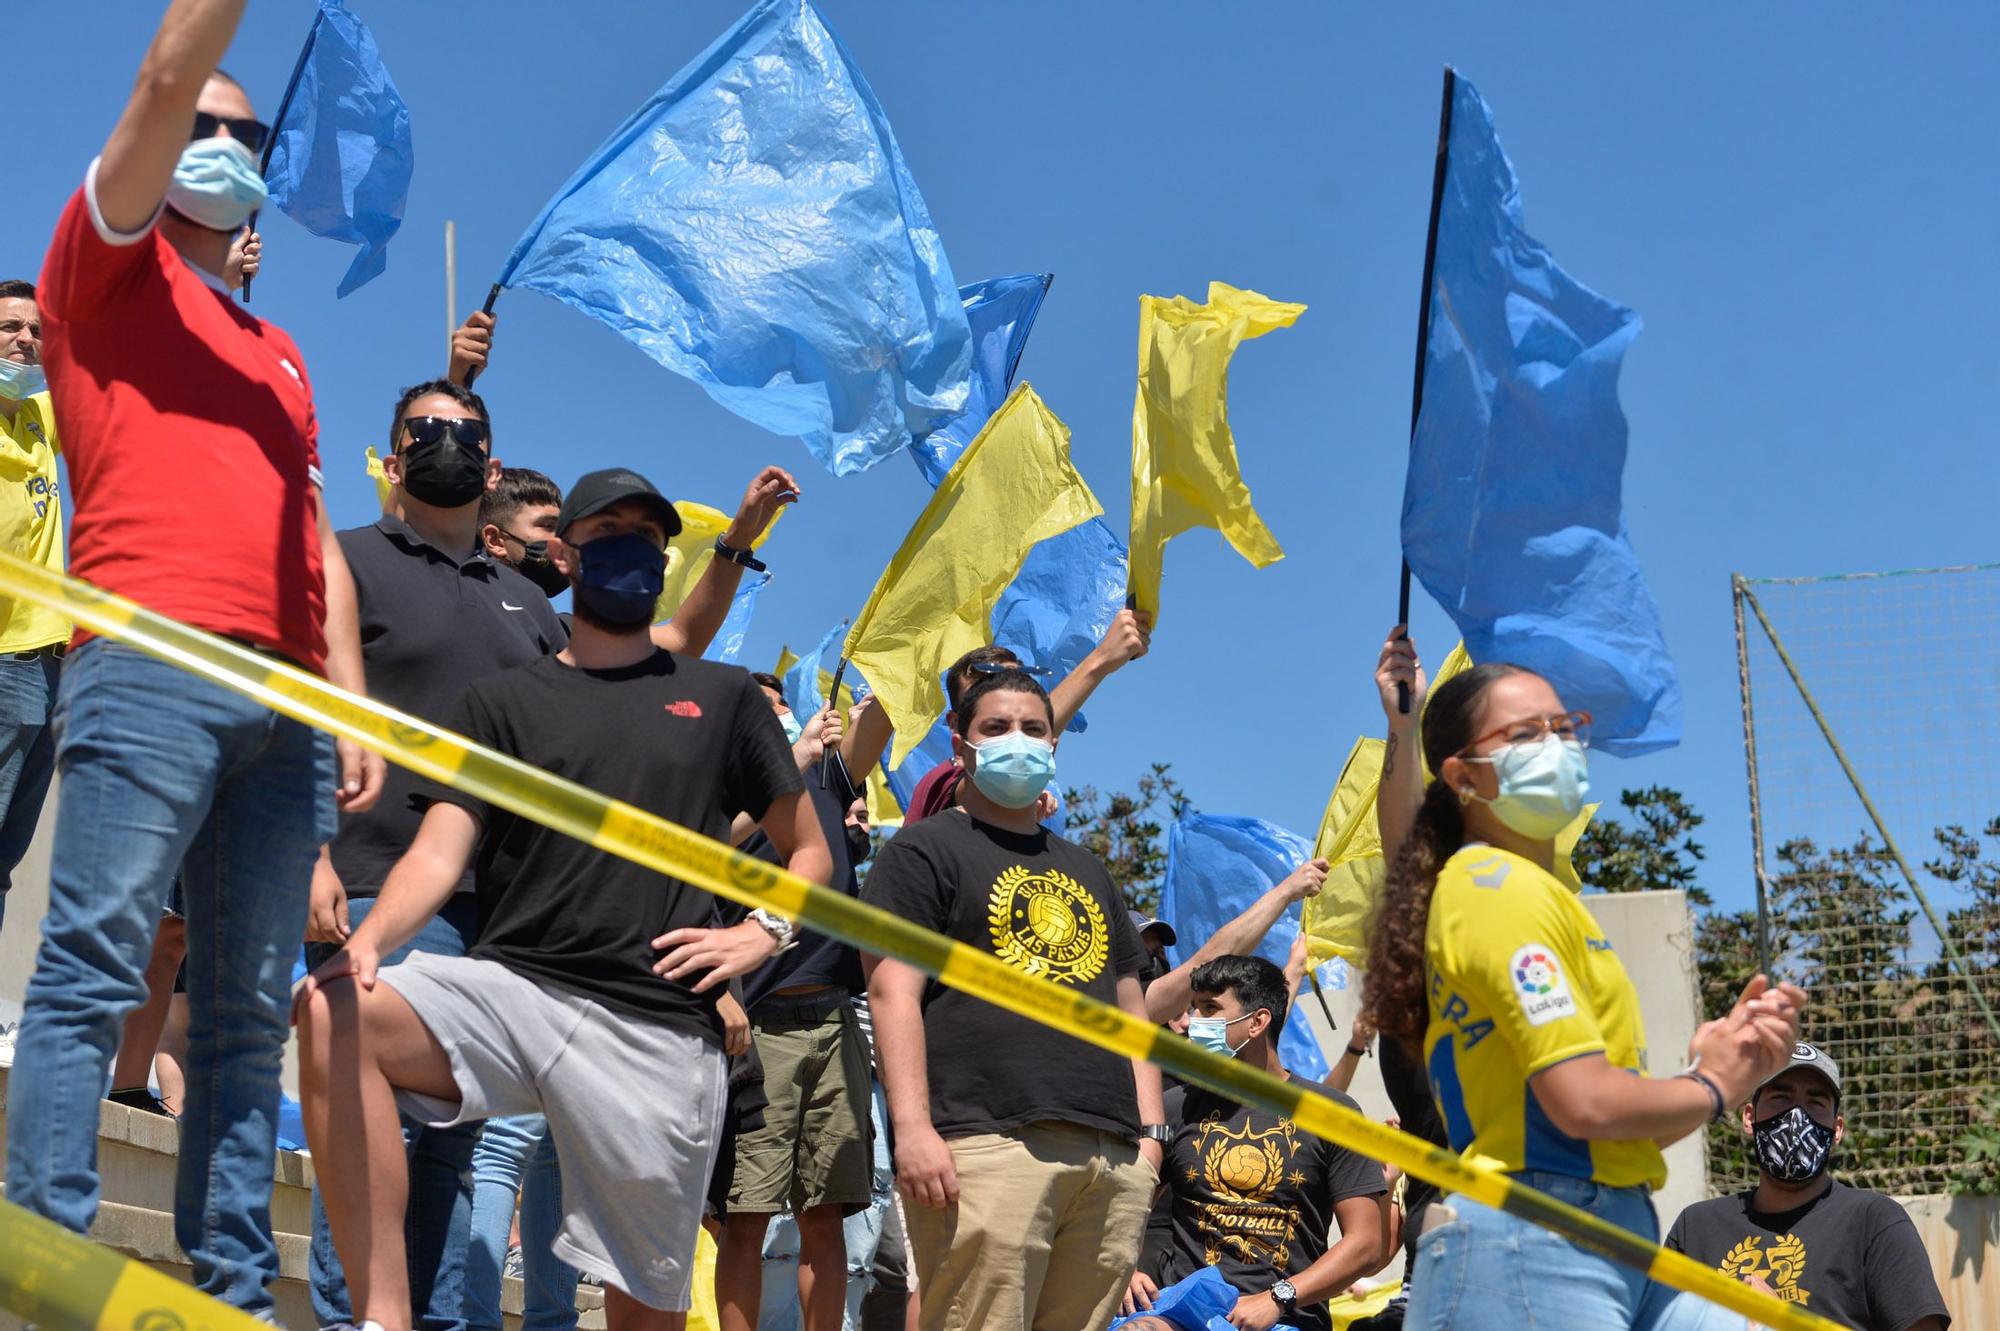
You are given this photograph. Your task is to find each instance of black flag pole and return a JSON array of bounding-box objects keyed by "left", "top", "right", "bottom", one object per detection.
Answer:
[
  {"left": 240, "top": 10, "right": 323, "bottom": 304},
  {"left": 1397, "top": 65, "right": 1457, "bottom": 713}
]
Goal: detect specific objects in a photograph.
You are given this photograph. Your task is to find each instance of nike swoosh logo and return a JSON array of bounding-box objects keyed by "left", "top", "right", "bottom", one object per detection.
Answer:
[{"left": 502, "top": 602, "right": 525, "bottom": 611}]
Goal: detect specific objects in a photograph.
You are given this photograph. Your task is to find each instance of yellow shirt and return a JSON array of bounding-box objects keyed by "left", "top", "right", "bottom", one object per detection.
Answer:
[
  {"left": 0, "top": 391, "right": 67, "bottom": 652},
  {"left": 1422, "top": 844, "right": 1665, "bottom": 1190}
]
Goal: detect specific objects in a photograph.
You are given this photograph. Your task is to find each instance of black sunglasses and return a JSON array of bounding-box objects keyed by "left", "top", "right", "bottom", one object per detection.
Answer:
[
  {"left": 192, "top": 111, "right": 271, "bottom": 155},
  {"left": 400, "top": 416, "right": 491, "bottom": 450}
]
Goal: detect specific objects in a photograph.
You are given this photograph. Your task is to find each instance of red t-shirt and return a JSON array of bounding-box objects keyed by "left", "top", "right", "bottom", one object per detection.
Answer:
[
  {"left": 904, "top": 759, "right": 964, "bottom": 824},
  {"left": 40, "top": 163, "right": 326, "bottom": 672}
]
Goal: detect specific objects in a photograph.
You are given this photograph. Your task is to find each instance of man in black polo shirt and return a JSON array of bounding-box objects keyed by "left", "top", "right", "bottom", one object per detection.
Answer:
[
  {"left": 297, "top": 468, "right": 832, "bottom": 1331},
  {"left": 308, "top": 377, "right": 557, "bottom": 1331}
]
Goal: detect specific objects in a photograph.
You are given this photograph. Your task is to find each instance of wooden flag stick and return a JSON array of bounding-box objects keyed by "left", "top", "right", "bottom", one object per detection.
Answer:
[{"left": 1397, "top": 65, "right": 1457, "bottom": 712}]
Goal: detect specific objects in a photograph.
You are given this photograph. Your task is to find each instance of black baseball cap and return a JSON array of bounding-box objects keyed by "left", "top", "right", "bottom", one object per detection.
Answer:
[{"left": 557, "top": 468, "right": 682, "bottom": 539}]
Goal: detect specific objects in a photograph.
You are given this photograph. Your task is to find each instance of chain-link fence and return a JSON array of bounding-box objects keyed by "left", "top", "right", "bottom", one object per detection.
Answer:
[{"left": 1717, "top": 563, "right": 2000, "bottom": 1195}]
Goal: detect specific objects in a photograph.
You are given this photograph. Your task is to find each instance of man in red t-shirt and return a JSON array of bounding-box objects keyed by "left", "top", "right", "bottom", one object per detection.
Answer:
[{"left": 4, "top": 1, "right": 381, "bottom": 1318}]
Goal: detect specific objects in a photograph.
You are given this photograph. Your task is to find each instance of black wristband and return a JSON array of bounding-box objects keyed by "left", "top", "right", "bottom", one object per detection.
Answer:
[
  {"left": 713, "top": 535, "right": 767, "bottom": 573},
  {"left": 1679, "top": 1070, "right": 1726, "bottom": 1122},
  {"left": 1345, "top": 1043, "right": 1370, "bottom": 1058}
]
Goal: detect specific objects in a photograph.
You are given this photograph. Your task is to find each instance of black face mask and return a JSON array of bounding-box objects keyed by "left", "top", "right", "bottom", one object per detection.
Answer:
[
  {"left": 508, "top": 538, "right": 571, "bottom": 599},
  {"left": 1138, "top": 953, "right": 1170, "bottom": 987},
  {"left": 1752, "top": 1105, "right": 1837, "bottom": 1183},
  {"left": 399, "top": 435, "right": 488, "bottom": 508},
  {"left": 845, "top": 823, "right": 873, "bottom": 866}
]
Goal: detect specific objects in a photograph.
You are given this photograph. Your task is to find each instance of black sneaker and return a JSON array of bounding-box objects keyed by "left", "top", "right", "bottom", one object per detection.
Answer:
[{"left": 107, "top": 1087, "right": 175, "bottom": 1117}]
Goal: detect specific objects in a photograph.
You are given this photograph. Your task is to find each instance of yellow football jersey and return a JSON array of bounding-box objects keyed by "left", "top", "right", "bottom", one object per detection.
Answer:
[{"left": 1422, "top": 844, "right": 1665, "bottom": 1190}]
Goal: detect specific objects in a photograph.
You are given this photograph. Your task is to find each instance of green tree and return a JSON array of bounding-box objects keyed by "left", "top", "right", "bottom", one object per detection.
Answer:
[
  {"left": 1572, "top": 785, "right": 1712, "bottom": 905},
  {"left": 1060, "top": 762, "right": 1192, "bottom": 914}
]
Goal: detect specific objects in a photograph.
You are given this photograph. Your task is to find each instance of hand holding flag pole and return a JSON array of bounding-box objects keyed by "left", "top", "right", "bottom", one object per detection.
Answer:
[
  {"left": 240, "top": 9, "right": 325, "bottom": 303},
  {"left": 462, "top": 284, "right": 503, "bottom": 387},
  {"left": 1397, "top": 65, "right": 1457, "bottom": 712}
]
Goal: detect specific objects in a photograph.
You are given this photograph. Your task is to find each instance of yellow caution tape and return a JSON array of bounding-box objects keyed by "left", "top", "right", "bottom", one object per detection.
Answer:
[{"left": 0, "top": 550, "right": 1838, "bottom": 1331}]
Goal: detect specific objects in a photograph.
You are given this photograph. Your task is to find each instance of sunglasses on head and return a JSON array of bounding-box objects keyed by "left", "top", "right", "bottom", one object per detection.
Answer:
[
  {"left": 191, "top": 111, "right": 271, "bottom": 154},
  {"left": 400, "top": 416, "right": 491, "bottom": 450},
  {"left": 966, "top": 661, "right": 1052, "bottom": 678}
]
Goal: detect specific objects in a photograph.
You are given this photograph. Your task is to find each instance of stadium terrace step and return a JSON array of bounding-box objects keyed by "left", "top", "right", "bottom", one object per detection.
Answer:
[{"left": 0, "top": 1066, "right": 604, "bottom": 1330}]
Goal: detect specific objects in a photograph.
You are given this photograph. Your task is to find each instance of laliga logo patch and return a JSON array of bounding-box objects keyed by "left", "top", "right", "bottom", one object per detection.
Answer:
[{"left": 1510, "top": 943, "right": 1577, "bottom": 1027}]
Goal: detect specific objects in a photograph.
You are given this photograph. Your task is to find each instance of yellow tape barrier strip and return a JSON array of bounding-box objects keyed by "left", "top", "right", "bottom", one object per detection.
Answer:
[{"left": 0, "top": 550, "right": 1837, "bottom": 1331}]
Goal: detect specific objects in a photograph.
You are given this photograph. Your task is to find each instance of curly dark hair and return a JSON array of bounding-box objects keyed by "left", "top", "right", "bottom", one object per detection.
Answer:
[{"left": 1361, "top": 663, "right": 1526, "bottom": 1054}]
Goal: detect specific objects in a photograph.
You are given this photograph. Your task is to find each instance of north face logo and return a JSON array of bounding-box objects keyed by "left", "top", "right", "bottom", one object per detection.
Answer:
[{"left": 664, "top": 701, "right": 702, "bottom": 718}]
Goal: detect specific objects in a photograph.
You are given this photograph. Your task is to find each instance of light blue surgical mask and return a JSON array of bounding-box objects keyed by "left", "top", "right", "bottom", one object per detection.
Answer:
[
  {"left": 166, "top": 137, "right": 268, "bottom": 232},
  {"left": 0, "top": 358, "right": 46, "bottom": 401},
  {"left": 1464, "top": 735, "right": 1590, "bottom": 840},
  {"left": 778, "top": 709, "right": 804, "bottom": 745},
  {"left": 967, "top": 731, "right": 1056, "bottom": 809},
  {"left": 1186, "top": 1012, "right": 1256, "bottom": 1058}
]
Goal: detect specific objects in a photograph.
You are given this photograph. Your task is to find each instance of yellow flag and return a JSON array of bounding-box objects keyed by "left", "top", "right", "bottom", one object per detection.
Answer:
[
  {"left": 847, "top": 382, "right": 1102, "bottom": 768},
  {"left": 1128, "top": 281, "right": 1304, "bottom": 620},
  {"left": 1299, "top": 641, "right": 1593, "bottom": 967},
  {"left": 652, "top": 501, "right": 783, "bottom": 623},
  {"left": 365, "top": 445, "right": 392, "bottom": 511}
]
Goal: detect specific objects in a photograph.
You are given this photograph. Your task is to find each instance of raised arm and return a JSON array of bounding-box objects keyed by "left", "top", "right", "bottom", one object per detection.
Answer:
[
  {"left": 1049, "top": 607, "right": 1150, "bottom": 733},
  {"left": 97, "top": 0, "right": 249, "bottom": 233},
  {"left": 839, "top": 694, "right": 895, "bottom": 784},
  {"left": 1374, "top": 626, "right": 1428, "bottom": 861},
  {"left": 1144, "top": 859, "right": 1327, "bottom": 1024},
  {"left": 652, "top": 465, "right": 797, "bottom": 656}
]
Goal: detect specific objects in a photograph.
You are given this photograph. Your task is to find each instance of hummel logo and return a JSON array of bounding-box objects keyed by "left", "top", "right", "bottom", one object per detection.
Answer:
[
  {"left": 501, "top": 602, "right": 525, "bottom": 612},
  {"left": 665, "top": 701, "right": 702, "bottom": 718}
]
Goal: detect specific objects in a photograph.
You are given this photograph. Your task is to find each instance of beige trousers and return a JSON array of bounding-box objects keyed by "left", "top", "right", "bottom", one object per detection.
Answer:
[{"left": 904, "top": 1120, "right": 1157, "bottom": 1331}]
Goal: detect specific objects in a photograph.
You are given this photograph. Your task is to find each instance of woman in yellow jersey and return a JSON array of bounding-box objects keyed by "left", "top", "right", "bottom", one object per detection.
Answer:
[{"left": 1361, "top": 660, "right": 1806, "bottom": 1330}]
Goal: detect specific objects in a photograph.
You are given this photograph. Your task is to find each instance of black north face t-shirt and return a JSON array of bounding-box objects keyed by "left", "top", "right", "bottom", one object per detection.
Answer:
[
  {"left": 861, "top": 809, "right": 1146, "bottom": 1138},
  {"left": 1158, "top": 1078, "right": 1386, "bottom": 1331},
  {"left": 1665, "top": 1180, "right": 1949, "bottom": 1331}
]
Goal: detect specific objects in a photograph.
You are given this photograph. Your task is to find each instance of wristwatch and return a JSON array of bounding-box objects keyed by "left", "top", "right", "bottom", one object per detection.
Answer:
[
  {"left": 713, "top": 535, "right": 767, "bottom": 573},
  {"left": 748, "top": 907, "right": 797, "bottom": 953},
  {"left": 1268, "top": 1278, "right": 1298, "bottom": 1315},
  {"left": 1139, "top": 1123, "right": 1173, "bottom": 1145}
]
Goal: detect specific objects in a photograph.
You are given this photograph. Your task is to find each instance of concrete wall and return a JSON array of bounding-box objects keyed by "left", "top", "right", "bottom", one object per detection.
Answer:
[{"left": 1294, "top": 888, "right": 1709, "bottom": 1232}]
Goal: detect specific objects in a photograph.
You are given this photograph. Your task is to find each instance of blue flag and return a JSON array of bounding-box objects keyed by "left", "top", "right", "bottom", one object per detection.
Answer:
[
  {"left": 882, "top": 715, "right": 954, "bottom": 811},
  {"left": 782, "top": 620, "right": 854, "bottom": 720},
  {"left": 910, "top": 274, "right": 1054, "bottom": 487},
  {"left": 261, "top": 0, "right": 412, "bottom": 298},
  {"left": 1402, "top": 75, "right": 1681, "bottom": 756},
  {"left": 1159, "top": 813, "right": 1332, "bottom": 1079},
  {"left": 703, "top": 571, "right": 769, "bottom": 665},
  {"left": 496, "top": 0, "right": 971, "bottom": 476}
]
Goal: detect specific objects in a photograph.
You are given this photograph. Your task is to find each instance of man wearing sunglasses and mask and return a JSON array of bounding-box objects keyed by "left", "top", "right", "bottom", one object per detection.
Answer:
[
  {"left": 1665, "top": 1044, "right": 1948, "bottom": 1331},
  {"left": 5, "top": 2, "right": 385, "bottom": 1319}
]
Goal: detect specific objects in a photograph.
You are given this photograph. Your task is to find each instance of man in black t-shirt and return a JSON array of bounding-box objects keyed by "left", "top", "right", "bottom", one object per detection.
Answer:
[
  {"left": 1127, "top": 955, "right": 1388, "bottom": 1331},
  {"left": 863, "top": 669, "right": 1166, "bottom": 1331},
  {"left": 714, "top": 672, "right": 874, "bottom": 1331},
  {"left": 1665, "top": 1043, "right": 1948, "bottom": 1331},
  {"left": 296, "top": 470, "right": 833, "bottom": 1331}
]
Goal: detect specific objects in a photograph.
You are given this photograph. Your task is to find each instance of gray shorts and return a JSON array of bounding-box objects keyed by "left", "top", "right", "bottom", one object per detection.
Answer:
[{"left": 379, "top": 952, "right": 727, "bottom": 1311}]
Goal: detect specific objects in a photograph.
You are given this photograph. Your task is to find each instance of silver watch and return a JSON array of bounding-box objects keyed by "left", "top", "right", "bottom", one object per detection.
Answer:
[
  {"left": 748, "top": 908, "right": 798, "bottom": 952},
  {"left": 1269, "top": 1277, "right": 1298, "bottom": 1311}
]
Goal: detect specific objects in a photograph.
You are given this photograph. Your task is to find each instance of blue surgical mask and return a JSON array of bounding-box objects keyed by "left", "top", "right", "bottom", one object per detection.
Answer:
[
  {"left": 967, "top": 731, "right": 1056, "bottom": 809},
  {"left": 778, "top": 710, "right": 805, "bottom": 745},
  {"left": 1464, "top": 735, "right": 1590, "bottom": 840},
  {"left": 1187, "top": 1012, "right": 1255, "bottom": 1058},
  {"left": 573, "top": 530, "right": 665, "bottom": 628},
  {"left": 166, "top": 137, "right": 268, "bottom": 232},
  {"left": 0, "top": 358, "right": 46, "bottom": 401}
]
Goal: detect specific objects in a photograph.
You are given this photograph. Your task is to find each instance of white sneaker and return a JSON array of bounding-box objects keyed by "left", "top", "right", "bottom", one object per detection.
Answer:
[{"left": 0, "top": 1021, "right": 18, "bottom": 1068}]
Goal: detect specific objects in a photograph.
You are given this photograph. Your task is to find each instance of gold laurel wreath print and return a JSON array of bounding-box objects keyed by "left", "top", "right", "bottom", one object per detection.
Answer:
[{"left": 986, "top": 863, "right": 1109, "bottom": 984}]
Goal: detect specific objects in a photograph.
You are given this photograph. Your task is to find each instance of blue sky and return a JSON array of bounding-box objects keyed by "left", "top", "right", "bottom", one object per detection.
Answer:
[{"left": 10, "top": 4, "right": 1997, "bottom": 916}]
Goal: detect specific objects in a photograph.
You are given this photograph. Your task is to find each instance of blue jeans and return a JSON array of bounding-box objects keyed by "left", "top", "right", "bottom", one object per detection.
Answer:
[
  {"left": 4, "top": 641, "right": 335, "bottom": 1315},
  {"left": 758, "top": 1081, "right": 895, "bottom": 1331},
  {"left": 1406, "top": 1172, "right": 1744, "bottom": 1330},
  {"left": 306, "top": 893, "right": 480, "bottom": 1331},
  {"left": 0, "top": 649, "right": 60, "bottom": 929},
  {"left": 465, "top": 1114, "right": 578, "bottom": 1331}
]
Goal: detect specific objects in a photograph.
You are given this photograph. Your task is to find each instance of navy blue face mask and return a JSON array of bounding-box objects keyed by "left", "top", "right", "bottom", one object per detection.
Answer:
[{"left": 574, "top": 530, "right": 665, "bottom": 627}]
